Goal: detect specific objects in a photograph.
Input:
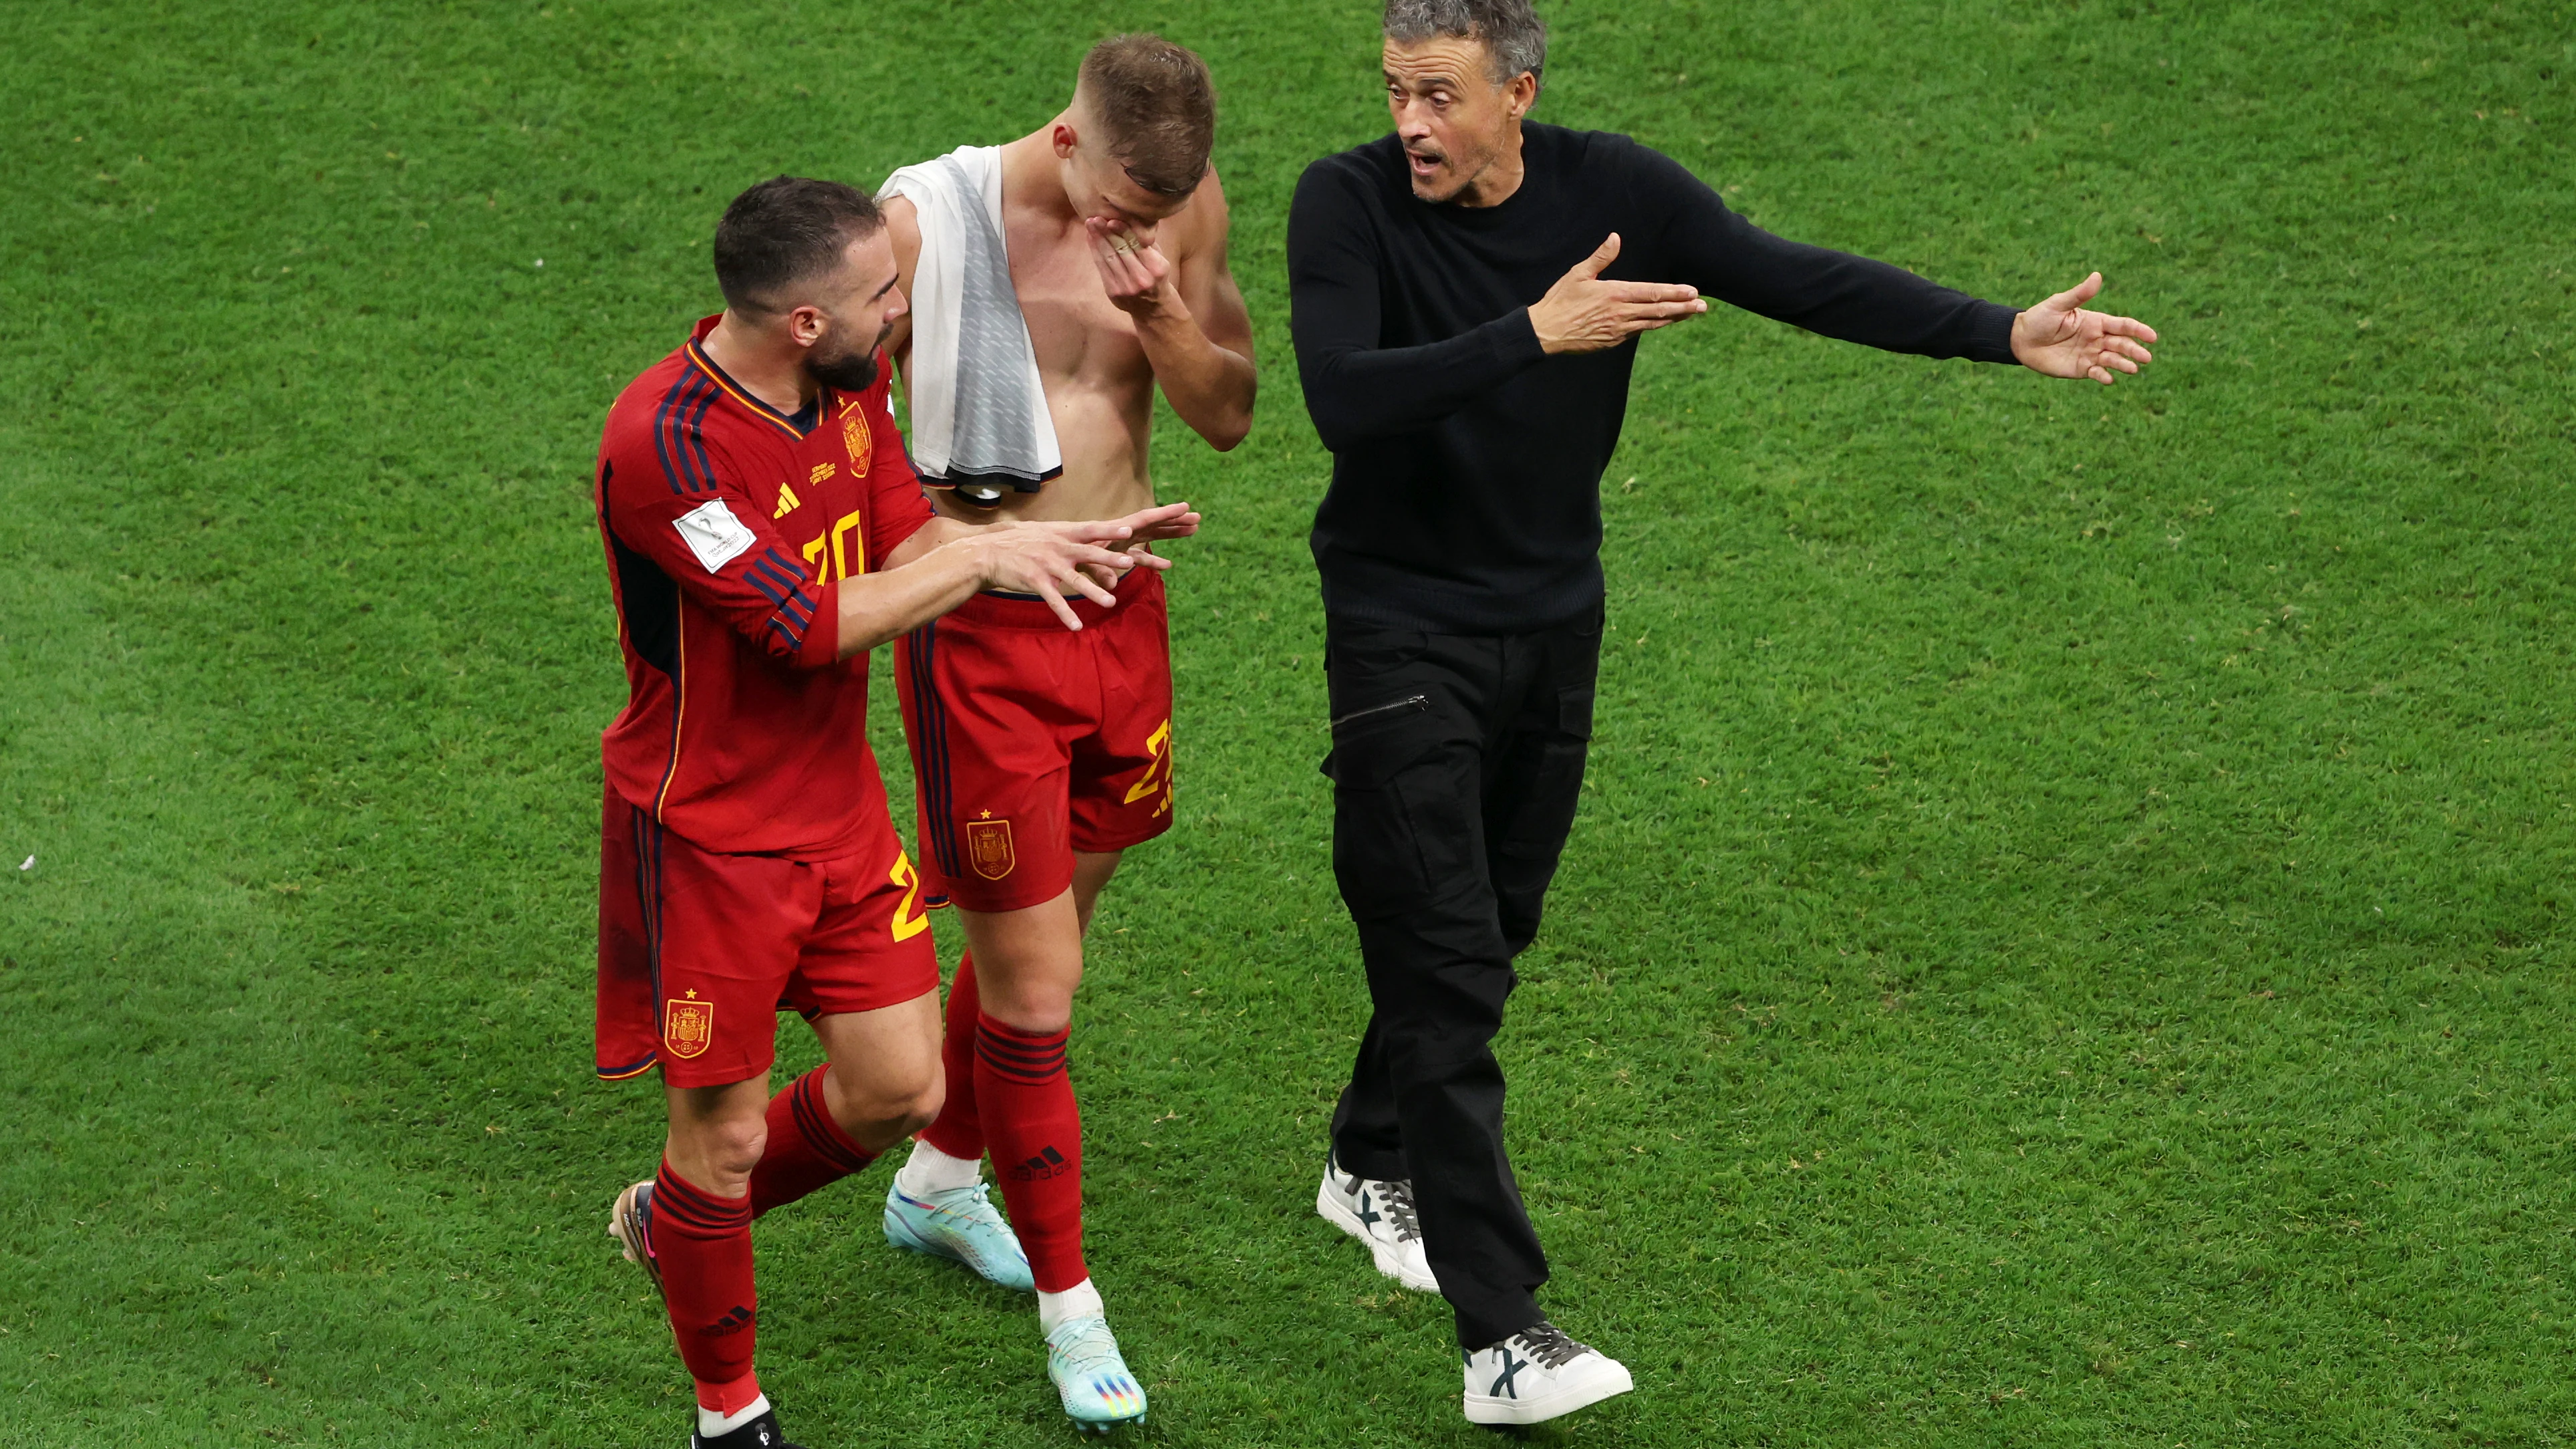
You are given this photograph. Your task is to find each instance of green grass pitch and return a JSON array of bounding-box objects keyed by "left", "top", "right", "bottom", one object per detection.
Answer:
[{"left": 3, "top": 1, "right": 2571, "bottom": 1444}]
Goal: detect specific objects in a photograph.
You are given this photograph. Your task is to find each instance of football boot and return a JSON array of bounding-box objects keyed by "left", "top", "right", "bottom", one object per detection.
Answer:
[
  {"left": 1045, "top": 1314, "right": 1147, "bottom": 1432},
  {"left": 690, "top": 1405, "right": 803, "bottom": 1448},
  {"left": 883, "top": 1179, "right": 1036, "bottom": 1293},
  {"left": 608, "top": 1179, "right": 665, "bottom": 1300}
]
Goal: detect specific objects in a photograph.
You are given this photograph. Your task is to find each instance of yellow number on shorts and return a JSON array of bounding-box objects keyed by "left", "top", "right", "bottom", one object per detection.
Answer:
[
  {"left": 1123, "top": 718, "right": 1175, "bottom": 817},
  {"left": 888, "top": 851, "right": 930, "bottom": 942}
]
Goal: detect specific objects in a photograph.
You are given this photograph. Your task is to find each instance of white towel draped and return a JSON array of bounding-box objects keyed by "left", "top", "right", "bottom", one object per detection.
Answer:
[{"left": 881, "top": 146, "right": 1062, "bottom": 489}]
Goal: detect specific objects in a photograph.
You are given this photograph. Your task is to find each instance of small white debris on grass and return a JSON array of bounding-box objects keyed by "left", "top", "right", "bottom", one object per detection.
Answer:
[
  {"left": 534, "top": 258, "right": 545, "bottom": 268},
  {"left": 18, "top": 856, "right": 31, "bottom": 871}
]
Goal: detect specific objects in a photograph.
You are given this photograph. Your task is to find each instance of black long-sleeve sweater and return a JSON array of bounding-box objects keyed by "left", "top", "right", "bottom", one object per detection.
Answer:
[{"left": 1288, "top": 123, "right": 2021, "bottom": 634}]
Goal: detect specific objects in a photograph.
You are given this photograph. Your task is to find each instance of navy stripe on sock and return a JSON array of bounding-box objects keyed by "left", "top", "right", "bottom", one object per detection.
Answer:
[
  {"left": 789, "top": 1071, "right": 875, "bottom": 1176},
  {"left": 975, "top": 1023, "right": 1068, "bottom": 1083},
  {"left": 654, "top": 1164, "right": 752, "bottom": 1230}
]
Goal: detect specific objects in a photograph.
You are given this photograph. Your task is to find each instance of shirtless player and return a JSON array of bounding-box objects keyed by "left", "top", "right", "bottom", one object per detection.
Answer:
[{"left": 873, "top": 33, "right": 1256, "bottom": 1432}]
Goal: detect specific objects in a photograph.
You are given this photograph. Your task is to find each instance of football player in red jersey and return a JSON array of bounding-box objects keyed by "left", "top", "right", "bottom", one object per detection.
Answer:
[
  {"left": 870, "top": 37, "right": 1254, "bottom": 1429},
  {"left": 590, "top": 176, "right": 1195, "bottom": 1449}
]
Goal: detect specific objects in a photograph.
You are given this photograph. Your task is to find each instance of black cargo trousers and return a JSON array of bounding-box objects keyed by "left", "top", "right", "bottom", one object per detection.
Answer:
[{"left": 1320, "top": 607, "right": 1601, "bottom": 1349}]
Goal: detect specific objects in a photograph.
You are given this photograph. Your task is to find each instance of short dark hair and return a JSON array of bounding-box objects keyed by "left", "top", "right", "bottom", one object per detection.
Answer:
[
  {"left": 710, "top": 176, "right": 885, "bottom": 315},
  {"left": 1078, "top": 34, "right": 1218, "bottom": 196},
  {"left": 1383, "top": 0, "right": 1548, "bottom": 92}
]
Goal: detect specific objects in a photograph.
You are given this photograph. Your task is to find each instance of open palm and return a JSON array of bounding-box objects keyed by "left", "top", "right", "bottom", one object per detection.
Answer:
[{"left": 2010, "top": 272, "right": 2158, "bottom": 384}]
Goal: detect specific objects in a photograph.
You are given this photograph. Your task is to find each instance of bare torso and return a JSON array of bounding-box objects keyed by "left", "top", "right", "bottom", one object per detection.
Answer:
[{"left": 885, "top": 130, "right": 1252, "bottom": 527}]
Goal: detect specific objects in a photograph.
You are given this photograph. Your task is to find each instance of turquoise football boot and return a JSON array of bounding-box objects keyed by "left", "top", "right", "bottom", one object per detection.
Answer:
[
  {"left": 883, "top": 1180, "right": 1036, "bottom": 1293},
  {"left": 1045, "top": 1315, "right": 1147, "bottom": 1432}
]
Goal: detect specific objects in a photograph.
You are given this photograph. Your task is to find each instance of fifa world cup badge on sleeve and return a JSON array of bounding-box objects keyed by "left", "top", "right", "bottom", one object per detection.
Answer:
[
  {"left": 663, "top": 991, "right": 716, "bottom": 1059},
  {"left": 672, "top": 498, "right": 755, "bottom": 573},
  {"left": 967, "top": 815, "right": 1016, "bottom": 880}
]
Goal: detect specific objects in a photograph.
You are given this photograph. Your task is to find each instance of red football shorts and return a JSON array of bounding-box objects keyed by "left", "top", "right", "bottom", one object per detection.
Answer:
[
  {"left": 594, "top": 787, "right": 940, "bottom": 1087},
  {"left": 895, "top": 567, "right": 1175, "bottom": 914}
]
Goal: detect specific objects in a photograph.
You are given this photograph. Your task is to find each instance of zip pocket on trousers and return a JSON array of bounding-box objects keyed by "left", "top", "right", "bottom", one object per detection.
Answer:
[{"left": 1330, "top": 693, "right": 1429, "bottom": 731}]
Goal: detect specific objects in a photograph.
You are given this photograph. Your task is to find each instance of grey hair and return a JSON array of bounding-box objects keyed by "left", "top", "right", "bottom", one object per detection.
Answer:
[{"left": 1383, "top": 0, "right": 1548, "bottom": 92}]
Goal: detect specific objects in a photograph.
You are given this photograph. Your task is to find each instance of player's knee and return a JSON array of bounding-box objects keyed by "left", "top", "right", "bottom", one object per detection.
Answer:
[
  {"left": 975, "top": 968, "right": 1079, "bottom": 1035},
  {"left": 889, "top": 1072, "right": 942, "bottom": 1138},
  {"left": 833, "top": 1063, "right": 942, "bottom": 1138},
  {"left": 878, "top": 1060, "right": 946, "bottom": 1136},
  {"left": 695, "top": 1117, "right": 768, "bottom": 1181},
  {"left": 980, "top": 998, "right": 1075, "bottom": 1036}
]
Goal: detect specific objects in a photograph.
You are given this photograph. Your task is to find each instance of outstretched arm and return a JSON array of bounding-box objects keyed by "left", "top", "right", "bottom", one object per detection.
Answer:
[
  {"left": 1664, "top": 205, "right": 2019, "bottom": 360},
  {"left": 1640, "top": 144, "right": 2156, "bottom": 380},
  {"left": 823, "top": 517, "right": 1141, "bottom": 655},
  {"left": 1089, "top": 167, "right": 1257, "bottom": 452},
  {"left": 869, "top": 501, "right": 1202, "bottom": 640}
]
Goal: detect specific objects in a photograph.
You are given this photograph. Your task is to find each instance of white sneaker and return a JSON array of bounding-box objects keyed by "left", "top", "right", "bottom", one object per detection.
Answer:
[
  {"left": 1316, "top": 1154, "right": 1438, "bottom": 1293},
  {"left": 1462, "top": 1321, "right": 1633, "bottom": 1426}
]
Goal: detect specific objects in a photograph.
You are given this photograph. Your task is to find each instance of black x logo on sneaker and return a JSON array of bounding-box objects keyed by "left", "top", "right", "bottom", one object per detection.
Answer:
[{"left": 1489, "top": 1347, "right": 1526, "bottom": 1398}]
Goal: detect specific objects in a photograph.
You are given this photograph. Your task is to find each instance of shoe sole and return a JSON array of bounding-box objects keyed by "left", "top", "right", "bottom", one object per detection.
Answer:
[
  {"left": 607, "top": 1181, "right": 664, "bottom": 1301},
  {"left": 1314, "top": 1177, "right": 1441, "bottom": 1293},
  {"left": 883, "top": 1194, "right": 1037, "bottom": 1293},
  {"left": 1463, "top": 1364, "right": 1635, "bottom": 1426}
]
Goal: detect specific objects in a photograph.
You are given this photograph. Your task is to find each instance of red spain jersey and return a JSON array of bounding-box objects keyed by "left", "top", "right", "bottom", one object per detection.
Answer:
[{"left": 594, "top": 315, "right": 937, "bottom": 860}]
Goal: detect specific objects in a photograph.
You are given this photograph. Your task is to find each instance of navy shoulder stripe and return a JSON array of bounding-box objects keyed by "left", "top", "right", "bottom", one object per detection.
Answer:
[{"left": 653, "top": 372, "right": 722, "bottom": 495}]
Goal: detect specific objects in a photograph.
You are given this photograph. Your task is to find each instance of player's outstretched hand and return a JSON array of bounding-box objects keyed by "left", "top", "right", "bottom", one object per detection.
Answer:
[
  {"left": 2009, "top": 272, "right": 2158, "bottom": 384},
  {"left": 1087, "top": 217, "right": 1175, "bottom": 318},
  {"left": 975, "top": 523, "right": 1150, "bottom": 632},
  {"left": 1014, "top": 502, "right": 1201, "bottom": 551},
  {"left": 1101, "top": 501, "right": 1201, "bottom": 545},
  {"left": 1018, "top": 502, "right": 1201, "bottom": 596},
  {"left": 1528, "top": 233, "right": 1707, "bottom": 356}
]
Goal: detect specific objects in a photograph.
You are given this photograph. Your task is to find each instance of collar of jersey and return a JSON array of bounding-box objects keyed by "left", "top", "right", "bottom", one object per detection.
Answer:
[{"left": 684, "top": 334, "right": 827, "bottom": 441}]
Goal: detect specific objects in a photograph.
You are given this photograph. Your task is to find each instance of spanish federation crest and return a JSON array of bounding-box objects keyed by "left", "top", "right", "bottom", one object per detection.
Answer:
[
  {"left": 842, "top": 405, "right": 871, "bottom": 476},
  {"left": 663, "top": 993, "right": 715, "bottom": 1059},
  {"left": 966, "top": 817, "right": 1016, "bottom": 880}
]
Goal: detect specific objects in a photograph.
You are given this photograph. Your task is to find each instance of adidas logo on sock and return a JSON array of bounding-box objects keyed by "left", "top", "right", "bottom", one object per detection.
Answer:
[
  {"left": 699, "top": 1304, "right": 755, "bottom": 1337},
  {"left": 1004, "top": 1145, "right": 1070, "bottom": 1182}
]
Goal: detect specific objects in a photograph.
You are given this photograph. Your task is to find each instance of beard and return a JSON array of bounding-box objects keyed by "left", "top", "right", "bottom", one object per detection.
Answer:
[
  {"left": 1407, "top": 134, "right": 1501, "bottom": 205},
  {"left": 806, "top": 341, "right": 879, "bottom": 394}
]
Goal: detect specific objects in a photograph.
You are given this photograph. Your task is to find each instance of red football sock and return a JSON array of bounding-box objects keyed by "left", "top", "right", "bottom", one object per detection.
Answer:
[
  {"left": 749, "top": 1065, "right": 877, "bottom": 1217},
  {"left": 919, "top": 952, "right": 986, "bottom": 1162},
  {"left": 696, "top": 1369, "right": 762, "bottom": 1418},
  {"left": 975, "top": 1012, "right": 1086, "bottom": 1293},
  {"left": 650, "top": 1159, "right": 758, "bottom": 1394}
]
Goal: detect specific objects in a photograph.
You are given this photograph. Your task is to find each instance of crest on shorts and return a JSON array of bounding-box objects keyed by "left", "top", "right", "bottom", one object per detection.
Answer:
[
  {"left": 966, "top": 816, "right": 1016, "bottom": 880},
  {"left": 663, "top": 992, "right": 715, "bottom": 1059}
]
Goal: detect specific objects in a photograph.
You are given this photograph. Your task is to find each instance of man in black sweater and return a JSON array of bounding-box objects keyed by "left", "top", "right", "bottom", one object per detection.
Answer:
[{"left": 1291, "top": 0, "right": 2156, "bottom": 1427}]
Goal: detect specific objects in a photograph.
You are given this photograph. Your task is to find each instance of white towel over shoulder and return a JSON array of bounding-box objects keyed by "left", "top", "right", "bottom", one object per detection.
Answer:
[{"left": 881, "top": 146, "right": 1061, "bottom": 488}]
